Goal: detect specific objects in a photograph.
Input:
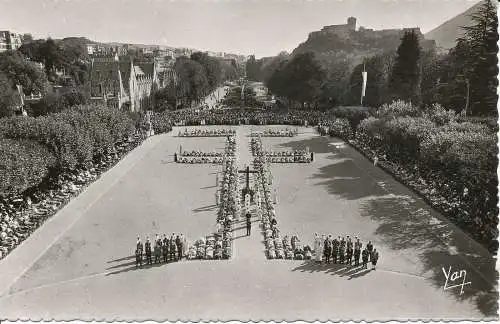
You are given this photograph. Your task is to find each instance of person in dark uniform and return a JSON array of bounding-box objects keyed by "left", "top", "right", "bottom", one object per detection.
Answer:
[
  {"left": 324, "top": 235, "right": 332, "bottom": 263},
  {"left": 371, "top": 249, "right": 379, "bottom": 270},
  {"left": 246, "top": 213, "right": 252, "bottom": 236},
  {"left": 362, "top": 247, "right": 369, "bottom": 269},
  {"left": 162, "top": 234, "right": 169, "bottom": 262},
  {"left": 145, "top": 237, "right": 152, "bottom": 265},
  {"left": 332, "top": 237, "right": 339, "bottom": 264},
  {"left": 367, "top": 241, "right": 374, "bottom": 261},
  {"left": 346, "top": 236, "right": 353, "bottom": 265},
  {"left": 339, "top": 240, "right": 345, "bottom": 264},
  {"left": 169, "top": 233, "right": 176, "bottom": 261},
  {"left": 346, "top": 244, "right": 353, "bottom": 266},
  {"left": 339, "top": 237, "right": 346, "bottom": 264},
  {"left": 310, "top": 152, "right": 314, "bottom": 162},
  {"left": 176, "top": 235, "right": 183, "bottom": 260},
  {"left": 354, "top": 241, "right": 361, "bottom": 266},
  {"left": 135, "top": 237, "right": 143, "bottom": 267},
  {"left": 174, "top": 152, "right": 178, "bottom": 162}
]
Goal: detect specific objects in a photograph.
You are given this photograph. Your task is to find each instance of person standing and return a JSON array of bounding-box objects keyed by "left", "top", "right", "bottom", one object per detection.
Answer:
[
  {"left": 136, "top": 237, "right": 143, "bottom": 267},
  {"left": 181, "top": 233, "right": 188, "bottom": 258},
  {"left": 145, "top": 237, "right": 152, "bottom": 265},
  {"left": 246, "top": 213, "right": 252, "bottom": 236},
  {"left": 367, "top": 241, "right": 374, "bottom": 261},
  {"left": 176, "top": 234, "right": 183, "bottom": 260},
  {"left": 362, "top": 247, "right": 369, "bottom": 269},
  {"left": 354, "top": 241, "right": 361, "bottom": 266},
  {"left": 162, "top": 234, "right": 169, "bottom": 263},
  {"left": 324, "top": 235, "right": 332, "bottom": 264},
  {"left": 371, "top": 249, "right": 379, "bottom": 270},
  {"left": 169, "top": 233, "right": 176, "bottom": 261},
  {"left": 332, "top": 237, "right": 338, "bottom": 264}
]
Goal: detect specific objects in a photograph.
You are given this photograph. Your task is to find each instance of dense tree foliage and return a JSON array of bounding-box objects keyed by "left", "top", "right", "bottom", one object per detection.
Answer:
[
  {"left": 388, "top": 30, "right": 422, "bottom": 105},
  {"left": 153, "top": 54, "right": 240, "bottom": 111},
  {"left": 267, "top": 52, "right": 325, "bottom": 108},
  {"left": 0, "top": 72, "right": 18, "bottom": 118},
  {"left": 460, "top": 0, "right": 498, "bottom": 116},
  {"left": 0, "top": 51, "right": 49, "bottom": 96}
]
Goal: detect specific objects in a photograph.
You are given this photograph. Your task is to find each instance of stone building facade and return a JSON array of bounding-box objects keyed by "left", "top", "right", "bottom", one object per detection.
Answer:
[{"left": 89, "top": 53, "right": 163, "bottom": 111}]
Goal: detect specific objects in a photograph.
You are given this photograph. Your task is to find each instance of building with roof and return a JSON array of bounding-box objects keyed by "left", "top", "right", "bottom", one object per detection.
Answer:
[
  {"left": 89, "top": 53, "right": 164, "bottom": 111},
  {"left": 0, "top": 31, "right": 22, "bottom": 52}
]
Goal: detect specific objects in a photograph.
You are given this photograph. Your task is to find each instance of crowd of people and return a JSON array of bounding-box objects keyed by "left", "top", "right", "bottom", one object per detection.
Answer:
[
  {"left": 313, "top": 234, "right": 380, "bottom": 270},
  {"left": 165, "top": 108, "right": 341, "bottom": 127}
]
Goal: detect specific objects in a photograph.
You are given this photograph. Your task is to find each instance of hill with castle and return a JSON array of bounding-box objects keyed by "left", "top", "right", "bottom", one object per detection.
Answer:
[{"left": 291, "top": 17, "right": 436, "bottom": 69}]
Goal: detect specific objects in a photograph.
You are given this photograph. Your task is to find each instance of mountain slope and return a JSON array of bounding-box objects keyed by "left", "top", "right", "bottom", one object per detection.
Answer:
[{"left": 424, "top": 1, "right": 484, "bottom": 50}]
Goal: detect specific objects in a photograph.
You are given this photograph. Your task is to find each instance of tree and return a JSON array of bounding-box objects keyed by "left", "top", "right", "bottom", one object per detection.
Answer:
[
  {"left": 460, "top": 0, "right": 498, "bottom": 116},
  {"left": 388, "top": 30, "right": 422, "bottom": 105},
  {"left": 40, "top": 38, "right": 61, "bottom": 77},
  {"left": 433, "top": 40, "right": 471, "bottom": 112},
  {"left": 0, "top": 72, "right": 17, "bottom": 118},
  {"left": 174, "top": 57, "right": 209, "bottom": 105},
  {"left": 191, "top": 52, "right": 222, "bottom": 94},
  {"left": 245, "top": 55, "right": 262, "bottom": 81},
  {"left": 267, "top": 52, "right": 325, "bottom": 108},
  {"left": 0, "top": 51, "right": 49, "bottom": 95}
]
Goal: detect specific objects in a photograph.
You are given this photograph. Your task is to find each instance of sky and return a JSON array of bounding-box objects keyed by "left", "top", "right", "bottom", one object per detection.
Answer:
[{"left": 0, "top": 0, "right": 481, "bottom": 58}]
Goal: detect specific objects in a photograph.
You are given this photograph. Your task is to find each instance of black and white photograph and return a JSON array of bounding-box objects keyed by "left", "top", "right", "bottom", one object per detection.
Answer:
[{"left": 0, "top": 0, "right": 498, "bottom": 321}]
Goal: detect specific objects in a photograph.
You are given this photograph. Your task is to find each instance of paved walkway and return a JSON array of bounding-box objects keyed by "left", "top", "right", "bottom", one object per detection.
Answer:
[{"left": 232, "top": 128, "right": 264, "bottom": 260}]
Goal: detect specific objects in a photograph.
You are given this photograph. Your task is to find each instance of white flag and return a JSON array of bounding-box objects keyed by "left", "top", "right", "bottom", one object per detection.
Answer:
[{"left": 361, "top": 71, "right": 368, "bottom": 97}]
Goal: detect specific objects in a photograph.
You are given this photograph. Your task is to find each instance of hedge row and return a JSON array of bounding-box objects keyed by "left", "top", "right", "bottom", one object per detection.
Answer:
[{"left": 0, "top": 104, "right": 138, "bottom": 196}]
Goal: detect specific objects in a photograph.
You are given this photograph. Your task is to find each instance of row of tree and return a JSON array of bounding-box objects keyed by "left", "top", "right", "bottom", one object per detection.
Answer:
[
  {"left": 251, "top": 0, "right": 498, "bottom": 116},
  {"left": 154, "top": 52, "right": 240, "bottom": 111}
]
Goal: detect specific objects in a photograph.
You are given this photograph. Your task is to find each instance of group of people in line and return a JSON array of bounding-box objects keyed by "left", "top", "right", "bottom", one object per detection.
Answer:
[
  {"left": 135, "top": 233, "right": 188, "bottom": 267},
  {"left": 314, "top": 234, "right": 380, "bottom": 270}
]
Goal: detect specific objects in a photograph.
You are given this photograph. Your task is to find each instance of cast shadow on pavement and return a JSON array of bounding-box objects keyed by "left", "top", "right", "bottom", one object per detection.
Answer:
[
  {"left": 276, "top": 136, "right": 387, "bottom": 201},
  {"left": 360, "top": 195, "right": 498, "bottom": 318},
  {"left": 291, "top": 261, "right": 373, "bottom": 280},
  {"left": 107, "top": 255, "right": 135, "bottom": 263},
  {"left": 105, "top": 258, "right": 178, "bottom": 276},
  {"left": 192, "top": 204, "right": 217, "bottom": 213},
  {"left": 277, "top": 136, "right": 334, "bottom": 154},
  {"left": 310, "top": 160, "right": 388, "bottom": 201}
]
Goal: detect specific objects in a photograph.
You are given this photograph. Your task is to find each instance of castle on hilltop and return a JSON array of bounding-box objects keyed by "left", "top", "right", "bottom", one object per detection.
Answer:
[{"left": 312, "top": 17, "right": 435, "bottom": 49}]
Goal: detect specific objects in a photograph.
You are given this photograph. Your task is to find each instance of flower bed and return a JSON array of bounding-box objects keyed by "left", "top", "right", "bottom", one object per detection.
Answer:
[
  {"left": 177, "top": 128, "right": 236, "bottom": 137},
  {"left": 180, "top": 150, "right": 224, "bottom": 157},
  {"left": 176, "top": 157, "right": 223, "bottom": 164},
  {"left": 249, "top": 128, "right": 298, "bottom": 137}
]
